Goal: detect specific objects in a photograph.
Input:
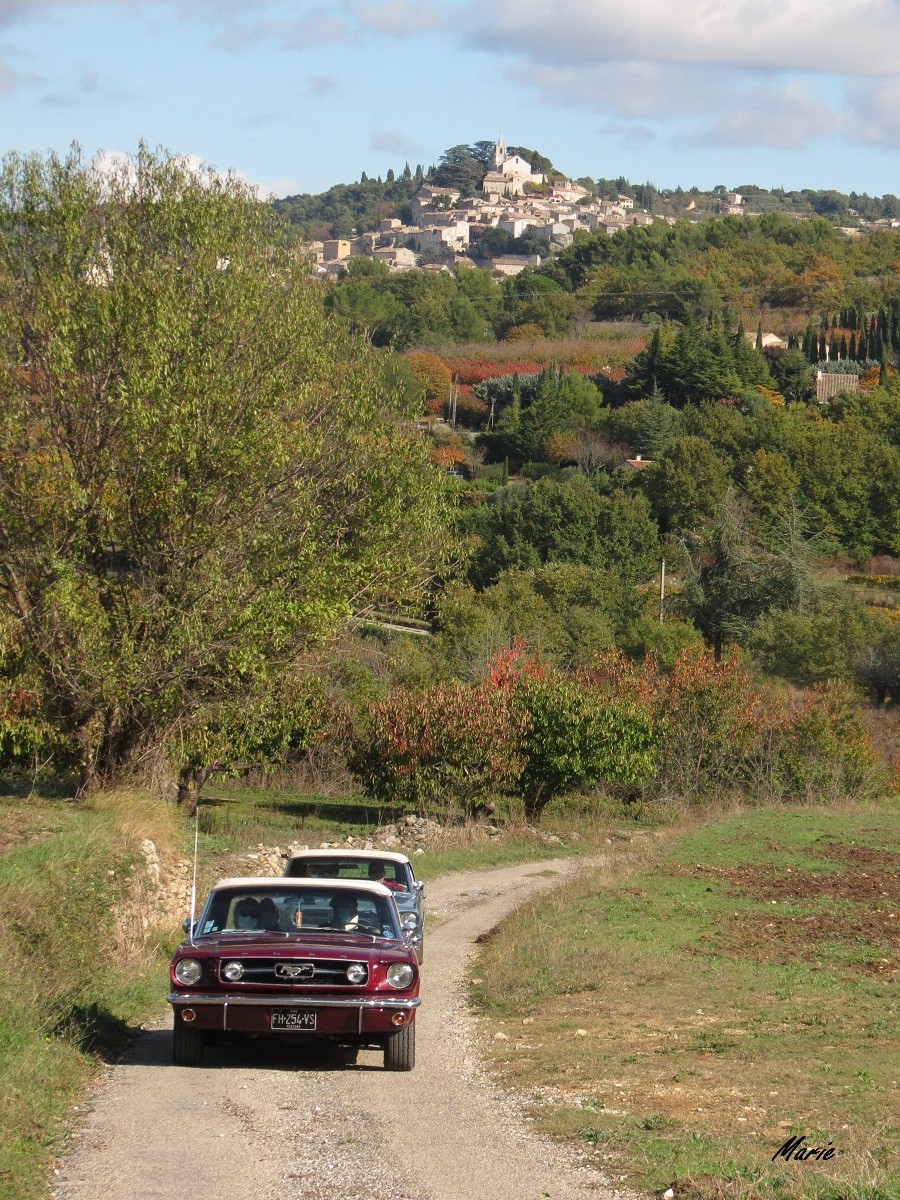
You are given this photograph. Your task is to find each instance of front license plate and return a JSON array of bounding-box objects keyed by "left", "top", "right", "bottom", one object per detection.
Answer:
[{"left": 271, "top": 1008, "right": 317, "bottom": 1031}]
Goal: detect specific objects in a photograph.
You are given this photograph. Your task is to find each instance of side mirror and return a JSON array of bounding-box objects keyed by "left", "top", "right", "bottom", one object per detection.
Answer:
[
  {"left": 401, "top": 913, "right": 419, "bottom": 932},
  {"left": 413, "top": 881, "right": 424, "bottom": 893},
  {"left": 182, "top": 918, "right": 196, "bottom": 935}
]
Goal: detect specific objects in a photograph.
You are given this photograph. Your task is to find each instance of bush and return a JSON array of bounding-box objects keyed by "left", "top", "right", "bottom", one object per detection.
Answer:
[
  {"left": 514, "top": 675, "right": 657, "bottom": 821},
  {"left": 346, "top": 679, "right": 521, "bottom": 816},
  {"left": 768, "top": 682, "right": 884, "bottom": 801}
]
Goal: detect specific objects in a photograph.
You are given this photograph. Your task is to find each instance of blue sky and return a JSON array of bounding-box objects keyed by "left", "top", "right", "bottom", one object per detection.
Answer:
[{"left": 3, "top": 1, "right": 900, "bottom": 198}]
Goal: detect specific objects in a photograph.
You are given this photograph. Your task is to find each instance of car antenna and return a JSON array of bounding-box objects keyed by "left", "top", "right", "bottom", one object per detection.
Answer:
[{"left": 187, "top": 802, "right": 200, "bottom": 947}]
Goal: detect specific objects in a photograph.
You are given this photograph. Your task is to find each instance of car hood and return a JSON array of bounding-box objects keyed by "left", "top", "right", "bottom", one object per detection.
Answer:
[{"left": 177, "top": 932, "right": 410, "bottom": 960}]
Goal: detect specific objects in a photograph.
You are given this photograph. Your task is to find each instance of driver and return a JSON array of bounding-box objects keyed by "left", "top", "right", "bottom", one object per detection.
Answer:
[{"left": 329, "top": 894, "right": 359, "bottom": 931}]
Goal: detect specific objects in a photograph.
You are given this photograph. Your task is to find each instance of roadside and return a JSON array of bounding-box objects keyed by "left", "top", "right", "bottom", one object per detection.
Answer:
[
  {"left": 53, "top": 856, "right": 640, "bottom": 1200},
  {"left": 0, "top": 784, "right": 656, "bottom": 1200},
  {"left": 473, "top": 801, "right": 900, "bottom": 1200}
]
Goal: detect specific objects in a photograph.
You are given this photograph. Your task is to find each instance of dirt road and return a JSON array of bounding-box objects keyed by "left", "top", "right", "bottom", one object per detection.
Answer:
[{"left": 55, "top": 857, "right": 630, "bottom": 1200}]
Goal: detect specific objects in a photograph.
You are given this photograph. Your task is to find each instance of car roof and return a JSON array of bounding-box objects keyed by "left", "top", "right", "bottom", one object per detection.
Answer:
[
  {"left": 285, "top": 849, "right": 411, "bottom": 865},
  {"left": 212, "top": 877, "right": 393, "bottom": 898}
]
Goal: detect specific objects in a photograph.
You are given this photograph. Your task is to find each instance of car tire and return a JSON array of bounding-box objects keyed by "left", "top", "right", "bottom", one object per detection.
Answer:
[
  {"left": 172, "top": 1012, "right": 206, "bottom": 1067},
  {"left": 383, "top": 1022, "right": 415, "bottom": 1072}
]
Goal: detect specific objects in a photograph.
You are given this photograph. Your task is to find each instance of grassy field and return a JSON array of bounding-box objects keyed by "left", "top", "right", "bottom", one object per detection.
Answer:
[
  {"left": 473, "top": 802, "right": 900, "bottom": 1200},
  {"left": 0, "top": 792, "right": 180, "bottom": 1200},
  {"left": 195, "top": 782, "right": 662, "bottom": 881}
]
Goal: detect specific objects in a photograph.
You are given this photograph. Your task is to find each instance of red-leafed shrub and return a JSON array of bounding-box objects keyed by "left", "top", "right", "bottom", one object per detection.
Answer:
[{"left": 346, "top": 677, "right": 522, "bottom": 815}]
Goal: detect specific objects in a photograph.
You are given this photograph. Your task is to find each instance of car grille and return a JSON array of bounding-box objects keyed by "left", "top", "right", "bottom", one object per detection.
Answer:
[{"left": 218, "top": 958, "right": 368, "bottom": 986}]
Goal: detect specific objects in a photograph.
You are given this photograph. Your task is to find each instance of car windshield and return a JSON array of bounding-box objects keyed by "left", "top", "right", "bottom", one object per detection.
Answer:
[
  {"left": 285, "top": 857, "right": 412, "bottom": 892},
  {"left": 196, "top": 886, "right": 401, "bottom": 938}
]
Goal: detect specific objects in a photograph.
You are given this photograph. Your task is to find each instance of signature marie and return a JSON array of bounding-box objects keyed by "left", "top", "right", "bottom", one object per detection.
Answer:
[{"left": 772, "top": 1135, "right": 838, "bottom": 1163}]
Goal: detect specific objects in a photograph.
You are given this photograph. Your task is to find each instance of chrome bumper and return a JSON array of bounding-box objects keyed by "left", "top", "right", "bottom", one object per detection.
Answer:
[{"left": 168, "top": 992, "right": 420, "bottom": 1010}]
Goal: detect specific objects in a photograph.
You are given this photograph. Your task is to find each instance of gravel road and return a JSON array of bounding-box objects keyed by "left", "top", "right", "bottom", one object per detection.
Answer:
[{"left": 54, "top": 856, "right": 631, "bottom": 1200}]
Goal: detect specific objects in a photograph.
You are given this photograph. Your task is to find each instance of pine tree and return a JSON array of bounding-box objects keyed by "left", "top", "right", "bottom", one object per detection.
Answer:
[
  {"left": 402, "top": 162, "right": 412, "bottom": 180},
  {"left": 386, "top": 168, "right": 395, "bottom": 182}
]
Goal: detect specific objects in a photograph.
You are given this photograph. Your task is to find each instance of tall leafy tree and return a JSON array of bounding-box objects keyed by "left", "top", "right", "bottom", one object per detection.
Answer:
[{"left": 0, "top": 147, "right": 447, "bottom": 793}]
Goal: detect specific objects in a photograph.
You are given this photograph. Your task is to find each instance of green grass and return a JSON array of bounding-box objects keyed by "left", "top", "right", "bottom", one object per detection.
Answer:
[
  {"left": 473, "top": 801, "right": 900, "bottom": 1200},
  {"left": 196, "top": 782, "right": 659, "bottom": 881},
  {"left": 0, "top": 794, "right": 177, "bottom": 1200}
]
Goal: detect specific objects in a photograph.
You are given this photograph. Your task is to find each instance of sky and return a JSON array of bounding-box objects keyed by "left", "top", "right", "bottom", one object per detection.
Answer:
[{"left": 2, "top": 1, "right": 900, "bottom": 199}]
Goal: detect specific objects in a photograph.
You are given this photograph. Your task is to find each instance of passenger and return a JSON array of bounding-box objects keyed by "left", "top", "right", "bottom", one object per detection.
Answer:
[
  {"left": 233, "top": 896, "right": 260, "bottom": 930},
  {"left": 257, "top": 897, "right": 280, "bottom": 931},
  {"left": 367, "top": 861, "right": 404, "bottom": 891}
]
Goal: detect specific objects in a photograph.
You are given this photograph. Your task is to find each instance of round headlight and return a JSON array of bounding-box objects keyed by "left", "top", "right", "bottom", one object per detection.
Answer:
[
  {"left": 386, "top": 962, "right": 415, "bottom": 990},
  {"left": 174, "top": 957, "right": 202, "bottom": 986},
  {"left": 222, "top": 960, "right": 244, "bottom": 982},
  {"left": 346, "top": 963, "right": 367, "bottom": 984}
]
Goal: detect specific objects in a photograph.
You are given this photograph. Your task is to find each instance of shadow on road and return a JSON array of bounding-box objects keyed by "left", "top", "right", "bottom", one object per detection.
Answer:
[{"left": 128, "top": 1028, "right": 383, "bottom": 1072}]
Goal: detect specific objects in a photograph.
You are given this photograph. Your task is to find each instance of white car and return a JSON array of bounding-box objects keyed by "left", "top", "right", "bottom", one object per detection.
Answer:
[{"left": 283, "top": 850, "right": 426, "bottom": 963}]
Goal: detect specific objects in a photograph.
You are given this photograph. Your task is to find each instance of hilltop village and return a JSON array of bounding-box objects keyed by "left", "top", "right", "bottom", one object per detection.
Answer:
[{"left": 302, "top": 136, "right": 683, "bottom": 278}]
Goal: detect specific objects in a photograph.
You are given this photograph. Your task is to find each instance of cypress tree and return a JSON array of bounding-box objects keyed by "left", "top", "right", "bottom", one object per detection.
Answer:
[
  {"left": 849, "top": 331, "right": 857, "bottom": 360},
  {"left": 840, "top": 333, "right": 848, "bottom": 358},
  {"left": 360, "top": 171, "right": 368, "bottom": 183},
  {"left": 402, "top": 162, "right": 412, "bottom": 179},
  {"left": 880, "top": 348, "right": 889, "bottom": 387},
  {"left": 820, "top": 312, "right": 828, "bottom": 330},
  {"left": 872, "top": 327, "right": 883, "bottom": 360},
  {"left": 829, "top": 331, "right": 838, "bottom": 360},
  {"left": 859, "top": 328, "right": 868, "bottom": 360},
  {"left": 755, "top": 321, "right": 763, "bottom": 350}
]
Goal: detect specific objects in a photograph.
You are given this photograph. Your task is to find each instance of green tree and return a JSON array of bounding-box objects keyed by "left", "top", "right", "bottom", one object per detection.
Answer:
[
  {"left": 515, "top": 675, "right": 656, "bottom": 821},
  {"left": 642, "top": 436, "right": 730, "bottom": 532},
  {"left": 679, "top": 490, "right": 810, "bottom": 659},
  {"left": 0, "top": 147, "right": 447, "bottom": 794}
]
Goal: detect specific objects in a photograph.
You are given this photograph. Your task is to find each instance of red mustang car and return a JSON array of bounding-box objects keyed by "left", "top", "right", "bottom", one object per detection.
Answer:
[{"left": 168, "top": 877, "right": 420, "bottom": 1070}]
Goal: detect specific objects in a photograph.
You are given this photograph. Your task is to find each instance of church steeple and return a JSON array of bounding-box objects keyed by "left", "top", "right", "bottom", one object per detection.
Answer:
[{"left": 492, "top": 133, "right": 506, "bottom": 169}]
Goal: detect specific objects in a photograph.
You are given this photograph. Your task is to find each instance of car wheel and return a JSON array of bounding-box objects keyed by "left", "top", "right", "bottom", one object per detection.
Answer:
[
  {"left": 383, "top": 1022, "right": 415, "bottom": 1072},
  {"left": 172, "top": 1011, "right": 206, "bottom": 1067}
]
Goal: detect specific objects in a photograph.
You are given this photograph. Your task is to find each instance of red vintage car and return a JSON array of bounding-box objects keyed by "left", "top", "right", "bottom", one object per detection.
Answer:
[{"left": 168, "top": 877, "right": 420, "bottom": 1070}]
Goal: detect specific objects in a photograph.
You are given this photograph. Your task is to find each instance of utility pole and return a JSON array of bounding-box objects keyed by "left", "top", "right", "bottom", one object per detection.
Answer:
[{"left": 659, "top": 558, "right": 666, "bottom": 623}]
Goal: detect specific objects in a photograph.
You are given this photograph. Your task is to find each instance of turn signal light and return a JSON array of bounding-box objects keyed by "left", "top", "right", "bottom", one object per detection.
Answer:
[
  {"left": 391, "top": 1012, "right": 407, "bottom": 1026},
  {"left": 181, "top": 1008, "right": 196, "bottom": 1023}
]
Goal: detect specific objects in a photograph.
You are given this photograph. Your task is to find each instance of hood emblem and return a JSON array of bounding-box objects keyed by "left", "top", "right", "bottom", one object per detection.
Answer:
[{"left": 275, "top": 961, "right": 315, "bottom": 979}]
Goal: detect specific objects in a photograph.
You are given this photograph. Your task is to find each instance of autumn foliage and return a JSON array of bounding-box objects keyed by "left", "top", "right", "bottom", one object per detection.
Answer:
[{"left": 347, "top": 644, "right": 884, "bottom": 819}]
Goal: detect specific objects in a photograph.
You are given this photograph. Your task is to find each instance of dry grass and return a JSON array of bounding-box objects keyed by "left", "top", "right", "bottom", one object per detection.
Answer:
[{"left": 473, "top": 803, "right": 900, "bottom": 1199}]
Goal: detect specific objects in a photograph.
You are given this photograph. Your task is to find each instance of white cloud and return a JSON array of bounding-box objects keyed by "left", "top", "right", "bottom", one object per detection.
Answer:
[
  {"left": 217, "top": 9, "right": 356, "bottom": 51},
  {"left": 845, "top": 78, "right": 900, "bottom": 148},
  {"left": 353, "top": 0, "right": 446, "bottom": 36},
  {"left": 0, "top": 55, "right": 26, "bottom": 91},
  {"left": 308, "top": 73, "right": 338, "bottom": 94},
  {"left": 370, "top": 128, "right": 421, "bottom": 156},
  {"left": 465, "top": 0, "right": 900, "bottom": 79},
  {"left": 696, "top": 81, "right": 834, "bottom": 150}
]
